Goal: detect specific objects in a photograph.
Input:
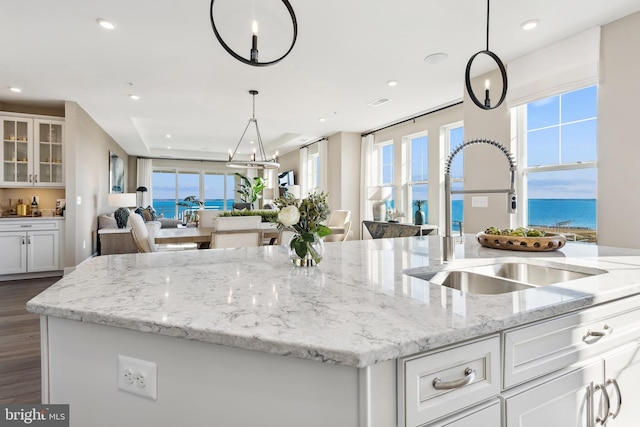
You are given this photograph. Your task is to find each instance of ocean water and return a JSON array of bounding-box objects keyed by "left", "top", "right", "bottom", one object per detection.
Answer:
[
  {"left": 152, "top": 198, "right": 597, "bottom": 230},
  {"left": 416, "top": 198, "right": 596, "bottom": 230}
]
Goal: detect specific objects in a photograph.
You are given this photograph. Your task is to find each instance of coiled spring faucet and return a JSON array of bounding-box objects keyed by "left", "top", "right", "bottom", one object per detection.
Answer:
[{"left": 444, "top": 138, "right": 517, "bottom": 261}]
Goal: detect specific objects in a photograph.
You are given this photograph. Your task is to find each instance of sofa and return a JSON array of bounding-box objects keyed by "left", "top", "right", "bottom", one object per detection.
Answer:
[{"left": 98, "top": 211, "right": 171, "bottom": 255}]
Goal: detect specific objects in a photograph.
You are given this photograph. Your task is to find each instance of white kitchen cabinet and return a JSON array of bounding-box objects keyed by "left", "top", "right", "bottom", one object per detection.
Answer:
[
  {"left": 428, "top": 399, "right": 501, "bottom": 427},
  {"left": 0, "top": 114, "right": 64, "bottom": 187},
  {"left": 505, "top": 362, "right": 598, "bottom": 427},
  {"left": 602, "top": 342, "right": 640, "bottom": 426},
  {"left": 0, "top": 220, "right": 61, "bottom": 275}
]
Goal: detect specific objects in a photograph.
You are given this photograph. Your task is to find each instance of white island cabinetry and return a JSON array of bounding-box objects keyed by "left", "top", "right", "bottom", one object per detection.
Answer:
[
  {"left": 26, "top": 236, "right": 640, "bottom": 426},
  {"left": 0, "top": 219, "right": 63, "bottom": 276}
]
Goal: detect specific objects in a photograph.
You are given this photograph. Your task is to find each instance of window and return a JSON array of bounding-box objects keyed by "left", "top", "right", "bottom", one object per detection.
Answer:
[
  {"left": 307, "top": 153, "right": 320, "bottom": 191},
  {"left": 407, "top": 133, "right": 428, "bottom": 222},
  {"left": 519, "top": 85, "right": 597, "bottom": 242},
  {"left": 445, "top": 124, "right": 464, "bottom": 231},
  {"left": 152, "top": 168, "right": 237, "bottom": 219},
  {"left": 378, "top": 141, "right": 394, "bottom": 209}
]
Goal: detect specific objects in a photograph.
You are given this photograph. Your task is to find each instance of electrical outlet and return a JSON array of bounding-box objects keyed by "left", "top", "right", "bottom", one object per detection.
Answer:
[
  {"left": 472, "top": 196, "right": 488, "bottom": 208},
  {"left": 118, "top": 355, "right": 157, "bottom": 400}
]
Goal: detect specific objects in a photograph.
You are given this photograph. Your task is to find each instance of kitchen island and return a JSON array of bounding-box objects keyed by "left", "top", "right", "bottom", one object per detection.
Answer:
[{"left": 27, "top": 236, "right": 640, "bottom": 426}]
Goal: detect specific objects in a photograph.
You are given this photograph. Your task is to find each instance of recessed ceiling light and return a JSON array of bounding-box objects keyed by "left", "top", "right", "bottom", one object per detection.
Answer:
[
  {"left": 387, "top": 80, "right": 398, "bottom": 87},
  {"left": 128, "top": 94, "right": 140, "bottom": 100},
  {"left": 521, "top": 20, "right": 539, "bottom": 31},
  {"left": 97, "top": 19, "right": 116, "bottom": 30},
  {"left": 165, "top": 134, "right": 172, "bottom": 138},
  {"left": 249, "top": 140, "right": 255, "bottom": 144},
  {"left": 167, "top": 146, "right": 171, "bottom": 150},
  {"left": 424, "top": 53, "right": 448, "bottom": 65},
  {"left": 9, "top": 87, "right": 22, "bottom": 93},
  {"left": 319, "top": 118, "right": 326, "bottom": 122}
]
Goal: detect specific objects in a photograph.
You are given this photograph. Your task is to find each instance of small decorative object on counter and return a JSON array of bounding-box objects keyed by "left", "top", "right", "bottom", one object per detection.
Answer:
[
  {"left": 31, "top": 196, "right": 39, "bottom": 216},
  {"left": 114, "top": 207, "right": 130, "bottom": 229},
  {"left": 413, "top": 200, "right": 426, "bottom": 225},
  {"left": 477, "top": 226, "right": 566, "bottom": 251},
  {"left": 274, "top": 190, "right": 331, "bottom": 267},
  {"left": 386, "top": 208, "right": 404, "bottom": 223}
]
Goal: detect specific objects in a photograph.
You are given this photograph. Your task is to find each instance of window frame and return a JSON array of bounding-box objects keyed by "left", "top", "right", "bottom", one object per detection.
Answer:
[{"left": 405, "top": 131, "right": 429, "bottom": 223}]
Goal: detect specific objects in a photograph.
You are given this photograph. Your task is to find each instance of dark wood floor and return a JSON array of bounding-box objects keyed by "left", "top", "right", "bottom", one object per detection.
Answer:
[{"left": 0, "top": 277, "right": 59, "bottom": 404}]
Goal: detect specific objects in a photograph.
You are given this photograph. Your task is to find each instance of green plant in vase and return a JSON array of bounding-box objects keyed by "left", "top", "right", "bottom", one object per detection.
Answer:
[{"left": 235, "top": 173, "right": 265, "bottom": 207}]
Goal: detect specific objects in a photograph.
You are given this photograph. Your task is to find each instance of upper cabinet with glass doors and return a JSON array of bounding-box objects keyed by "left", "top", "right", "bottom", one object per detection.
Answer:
[{"left": 0, "top": 114, "right": 64, "bottom": 187}]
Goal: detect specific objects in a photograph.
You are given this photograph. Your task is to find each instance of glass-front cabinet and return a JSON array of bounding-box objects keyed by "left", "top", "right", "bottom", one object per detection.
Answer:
[
  {"left": 35, "top": 120, "right": 64, "bottom": 186},
  {"left": 2, "top": 117, "right": 32, "bottom": 184},
  {"left": 0, "top": 115, "right": 64, "bottom": 187}
]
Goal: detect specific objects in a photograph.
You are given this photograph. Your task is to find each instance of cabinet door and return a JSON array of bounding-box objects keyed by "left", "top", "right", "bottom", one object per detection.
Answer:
[
  {"left": 0, "top": 231, "right": 27, "bottom": 274},
  {"left": 27, "top": 230, "right": 60, "bottom": 272},
  {"left": 505, "top": 362, "right": 601, "bottom": 427},
  {"left": 1, "top": 117, "right": 33, "bottom": 185},
  {"left": 429, "top": 400, "right": 501, "bottom": 427},
  {"left": 34, "top": 120, "right": 64, "bottom": 186},
  {"left": 604, "top": 342, "right": 640, "bottom": 426}
]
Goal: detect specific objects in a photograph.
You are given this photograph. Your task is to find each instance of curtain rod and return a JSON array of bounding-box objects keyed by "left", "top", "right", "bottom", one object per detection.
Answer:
[
  {"left": 361, "top": 100, "right": 463, "bottom": 137},
  {"left": 300, "top": 137, "right": 328, "bottom": 149}
]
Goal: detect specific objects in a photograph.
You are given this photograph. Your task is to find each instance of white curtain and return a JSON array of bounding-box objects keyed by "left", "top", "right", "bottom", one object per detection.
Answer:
[
  {"left": 299, "top": 146, "right": 309, "bottom": 197},
  {"left": 360, "top": 135, "right": 374, "bottom": 222},
  {"left": 507, "top": 26, "right": 600, "bottom": 107},
  {"left": 318, "top": 139, "right": 328, "bottom": 193},
  {"left": 136, "top": 158, "right": 153, "bottom": 207}
]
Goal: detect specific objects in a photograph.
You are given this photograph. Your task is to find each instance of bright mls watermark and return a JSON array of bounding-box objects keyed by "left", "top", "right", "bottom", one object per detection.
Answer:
[{"left": 1, "top": 405, "right": 69, "bottom": 426}]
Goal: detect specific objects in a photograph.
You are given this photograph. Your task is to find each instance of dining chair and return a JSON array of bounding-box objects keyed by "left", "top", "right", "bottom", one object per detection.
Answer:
[
  {"left": 323, "top": 210, "right": 352, "bottom": 242},
  {"left": 130, "top": 213, "right": 158, "bottom": 253},
  {"left": 211, "top": 216, "right": 262, "bottom": 249}
]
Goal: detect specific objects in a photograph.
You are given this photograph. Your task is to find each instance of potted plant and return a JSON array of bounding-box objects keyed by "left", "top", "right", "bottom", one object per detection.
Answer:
[
  {"left": 235, "top": 173, "right": 265, "bottom": 209},
  {"left": 414, "top": 200, "right": 426, "bottom": 225}
]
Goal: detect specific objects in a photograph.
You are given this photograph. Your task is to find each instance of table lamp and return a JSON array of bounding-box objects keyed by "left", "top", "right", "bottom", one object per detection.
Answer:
[
  {"left": 368, "top": 186, "right": 392, "bottom": 221},
  {"left": 108, "top": 193, "right": 137, "bottom": 228}
]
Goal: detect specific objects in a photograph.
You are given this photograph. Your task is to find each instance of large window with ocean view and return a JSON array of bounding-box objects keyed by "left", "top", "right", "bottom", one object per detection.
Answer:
[
  {"left": 520, "top": 85, "right": 597, "bottom": 242},
  {"left": 407, "top": 133, "right": 428, "bottom": 223},
  {"left": 377, "top": 141, "right": 394, "bottom": 210},
  {"left": 446, "top": 124, "right": 464, "bottom": 231},
  {"left": 152, "top": 168, "right": 236, "bottom": 219}
]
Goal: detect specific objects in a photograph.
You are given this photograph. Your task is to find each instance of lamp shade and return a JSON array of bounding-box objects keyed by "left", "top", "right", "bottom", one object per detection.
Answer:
[
  {"left": 367, "top": 186, "right": 392, "bottom": 201},
  {"left": 108, "top": 193, "right": 137, "bottom": 207}
]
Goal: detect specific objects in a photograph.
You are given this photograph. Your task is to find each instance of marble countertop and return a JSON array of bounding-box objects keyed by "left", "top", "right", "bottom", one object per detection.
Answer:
[{"left": 26, "top": 235, "right": 640, "bottom": 368}]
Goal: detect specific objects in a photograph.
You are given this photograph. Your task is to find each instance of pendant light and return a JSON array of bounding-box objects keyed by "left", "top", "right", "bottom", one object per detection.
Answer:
[
  {"left": 209, "top": 0, "right": 298, "bottom": 67},
  {"left": 226, "top": 90, "right": 280, "bottom": 170},
  {"left": 464, "top": 0, "right": 508, "bottom": 110}
]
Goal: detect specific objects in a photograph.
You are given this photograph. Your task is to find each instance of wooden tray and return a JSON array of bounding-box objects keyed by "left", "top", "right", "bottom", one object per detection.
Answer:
[{"left": 476, "top": 232, "right": 566, "bottom": 252}]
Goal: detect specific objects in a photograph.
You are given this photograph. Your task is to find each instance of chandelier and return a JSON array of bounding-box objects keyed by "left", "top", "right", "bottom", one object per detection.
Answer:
[
  {"left": 209, "top": 0, "right": 298, "bottom": 67},
  {"left": 226, "top": 90, "right": 280, "bottom": 170},
  {"left": 464, "top": 0, "right": 508, "bottom": 110}
]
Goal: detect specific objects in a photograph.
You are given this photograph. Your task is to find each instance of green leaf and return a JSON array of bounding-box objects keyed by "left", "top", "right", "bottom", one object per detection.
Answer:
[
  {"left": 316, "top": 224, "right": 332, "bottom": 237},
  {"left": 291, "top": 238, "right": 308, "bottom": 258}
]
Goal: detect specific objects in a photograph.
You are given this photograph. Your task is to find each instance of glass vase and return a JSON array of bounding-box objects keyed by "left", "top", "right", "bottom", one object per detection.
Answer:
[{"left": 288, "top": 232, "right": 325, "bottom": 267}]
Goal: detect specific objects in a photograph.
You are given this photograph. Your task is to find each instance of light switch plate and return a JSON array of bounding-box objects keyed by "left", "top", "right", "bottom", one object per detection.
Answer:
[{"left": 472, "top": 196, "right": 488, "bottom": 208}]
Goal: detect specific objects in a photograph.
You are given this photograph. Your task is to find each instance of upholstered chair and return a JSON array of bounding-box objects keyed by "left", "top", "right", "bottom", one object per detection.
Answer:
[{"left": 211, "top": 216, "right": 262, "bottom": 249}]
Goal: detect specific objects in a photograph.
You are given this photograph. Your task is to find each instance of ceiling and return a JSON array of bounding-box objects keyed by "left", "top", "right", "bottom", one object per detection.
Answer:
[{"left": 2, "top": 0, "right": 639, "bottom": 161}]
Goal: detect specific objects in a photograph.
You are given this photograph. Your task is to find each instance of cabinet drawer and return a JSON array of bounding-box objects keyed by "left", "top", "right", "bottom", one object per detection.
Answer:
[
  {"left": 503, "top": 294, "right": 640, "bottom": 389},
  {"left": 399, "top": 335, "right": 500, "bottom": 427},
  {"left": 0, "top": 220, "right": 59, "bottom": 231}
]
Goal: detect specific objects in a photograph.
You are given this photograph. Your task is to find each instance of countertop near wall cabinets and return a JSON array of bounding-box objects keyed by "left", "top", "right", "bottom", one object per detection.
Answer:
[{"left": 27, "top": 235, "right": 640, "bottom": 368}]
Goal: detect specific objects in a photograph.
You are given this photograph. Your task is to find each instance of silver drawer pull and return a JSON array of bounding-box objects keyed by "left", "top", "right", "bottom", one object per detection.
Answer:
[
  {"left": 20, "top": 224, "right": 33, "bottom": 228},
  {"left": 595, "top": 383, "right": 611, "bottom": 425},
  {"left": 606, "top": 378, "right": 622, "bottom": 419},
  {"left": 432, "top": 368, "right": 476, "bottom": 390},
  {"left": 585, "top": 324, "right": 612, "bottom": 339}
]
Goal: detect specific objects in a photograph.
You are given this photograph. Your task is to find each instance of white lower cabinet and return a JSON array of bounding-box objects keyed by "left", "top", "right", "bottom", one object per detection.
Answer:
[
  {"left": 429, "top": 399, "right": 501, "bottom": 427},
  {"left": 505, "top": 362, "right": 599, "bottom": 427},
  {"left": 0, "top": 220, "right": 61, "bottom": 275},
  {"left": 602, "top": 342, "right": 640, "bottom": 426}
]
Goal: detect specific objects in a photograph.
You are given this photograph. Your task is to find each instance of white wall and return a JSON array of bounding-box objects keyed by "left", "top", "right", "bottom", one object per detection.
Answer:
[
  {"left": 65, "top": 101, "right": 129, "bottom": 268},
  {"left": 597, "top": 11, "right": 640, "bottom": 248},
  {"left": 462, "top": 69, "right": 514, "bottom": 234}
]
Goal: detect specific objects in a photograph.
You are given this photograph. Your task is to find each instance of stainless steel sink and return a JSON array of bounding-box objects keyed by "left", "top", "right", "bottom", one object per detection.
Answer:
[{"left": 404, "top": 261, "right": 606, "bottom": 295}]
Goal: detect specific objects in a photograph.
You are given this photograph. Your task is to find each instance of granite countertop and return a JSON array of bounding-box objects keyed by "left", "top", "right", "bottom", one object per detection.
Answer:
[
  {"left": 0, "top": 215, "right": 64, "bottom": 220},
  {"left": 26, "top": 235, "right": 640, "bottom": 368}
]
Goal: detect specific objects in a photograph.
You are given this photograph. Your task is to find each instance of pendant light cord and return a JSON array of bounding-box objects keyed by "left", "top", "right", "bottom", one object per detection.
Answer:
[{"left": 486, "top": 0, "right": 490, "bottom": 51}]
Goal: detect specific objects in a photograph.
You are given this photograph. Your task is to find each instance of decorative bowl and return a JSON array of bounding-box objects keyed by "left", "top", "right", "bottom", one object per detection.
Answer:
[{"left": 476, "top": 232, "right": 566, "bottom": 252}]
